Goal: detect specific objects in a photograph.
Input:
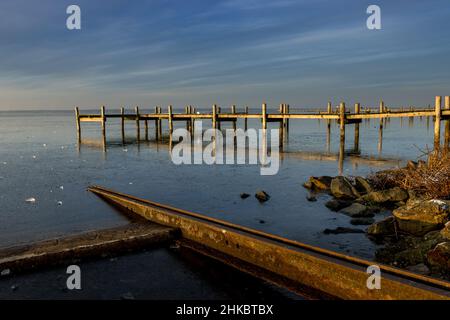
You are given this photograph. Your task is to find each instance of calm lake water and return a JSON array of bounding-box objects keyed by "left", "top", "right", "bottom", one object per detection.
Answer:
[{"left": 0, "top": 108, "right": 439, "bottom": 260}]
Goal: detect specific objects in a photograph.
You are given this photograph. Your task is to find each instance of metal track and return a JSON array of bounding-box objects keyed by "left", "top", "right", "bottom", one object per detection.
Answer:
[{"left": 89, "top": 185, "right": 450, "bottom": 300}]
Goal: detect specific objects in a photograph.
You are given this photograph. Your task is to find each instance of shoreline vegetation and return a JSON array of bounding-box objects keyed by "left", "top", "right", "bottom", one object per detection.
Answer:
[{"left": 303, "top": 148, "right": 450, "bottom": 280}]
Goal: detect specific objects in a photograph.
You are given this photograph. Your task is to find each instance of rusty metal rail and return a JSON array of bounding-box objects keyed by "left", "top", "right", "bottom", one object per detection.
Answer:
[{"left": 89, "top": 185, "right": 450, "bottom": 300}]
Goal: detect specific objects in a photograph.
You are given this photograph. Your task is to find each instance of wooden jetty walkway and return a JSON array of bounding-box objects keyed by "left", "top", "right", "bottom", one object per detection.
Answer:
[{"left": 75, "top": 96, "right": 450, "bottom": 151}]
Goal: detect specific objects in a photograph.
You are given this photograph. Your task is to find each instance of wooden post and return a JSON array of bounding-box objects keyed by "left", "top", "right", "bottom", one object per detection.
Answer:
[
  {"left": 135, "top": 106, "right": 140, "bottom": 141},
  {"left": 168, "top": 105, "right": 173, "bottom": 134},
  {"left": 434, "top": 96, "right": 442, "bottom": 149},
  {"left": 244, "top": 106, "right": 248, "bottom": 131},
  {"left": 327, "top": 102, "right": 332, "bottom": 114},
  {"left": 75, "top": 107, "right": 81, "bottom": 141},
  {"left": 231, "top": 105, "right": 236, "bottom": 132},
  {"left": 338, "top": 102, "right": 346, "bottom": 175},
  {"left": 121, "top": 107, "right": 125, "bottom": 142},
  {"left": 101, "top": 106, "right": 106, "bottom": 140},
  {"left": 158, "top": 107, "right": 162, "bottom": 139},
  {"left": 154, "top": 106, "right": 159, "bottom": 141},
  {"left": 445, "top": 96, "right": 450, "bottom": 148},
  {"left": 212, "top": 104, "right": 217, "bottom": 129},
  {"left": 286, "top": 104, "right": 290, "bottom": 132},
  {"left": 145, "top": 112, "right": 149, "bottom": 141},
  {"left": 262, "top": 103, "right": 267, "bottom": 130},
  {"left": 354, "top": 103, "right": 360, "bottom": 152}
]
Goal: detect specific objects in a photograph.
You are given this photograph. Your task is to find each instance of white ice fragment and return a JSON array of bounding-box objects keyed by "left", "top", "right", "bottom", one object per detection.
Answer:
[
  {"left": 2, "top": 162, "right": 6, "bottom": 165},
  {"left": 59, "top": 186, "right": 64, "bottom": 190},
  {"left": 123, "top": 149, "right": 128, "bottom": 152},
  {"left": 1, "top": 269, "right": 11, "bottom": 276},
  {"left": 32, "top": 155, "right": 37, "bottom": 159},
  {"left": 57, "top": 201, "right": 63, "bottom": 206},
  {"left": 25, "top": 197, "right": 36, "bottom": 203},
  {"left": 43, "top": 144, "right": 47, "bottom": 147},
  {"left": 129, "top": 182, "right": 133, "bottom": 185}
]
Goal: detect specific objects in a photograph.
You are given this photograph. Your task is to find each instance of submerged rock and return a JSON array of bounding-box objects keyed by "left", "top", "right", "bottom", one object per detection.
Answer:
[
  {"left": 362, "top": 187, "right": 408, "bottom": 204},
  {"left": 303, "top": 176, "right": 332, "bottom": 191},
  {"left": 406, "top": 263, "right": 430, "bottom": 275},
  {"left": 255, "top": 190, "right": 270, "bottom": 202},
  {"left": 306, "top": 195, "right": 317, "bottom": 202},
  {"left": 427, "top": 242, "right": 450, "bottom": 273},
  {"left": 330, "top": 177, "right": 359, "bottom": 199},
  {"left": 340, "top": 203, "right": 371, "bottom": 217},
  {"left": 367, "top": 216, "right": 396, "bottom": 237},
  {"left": 325, "top": 199, "right": 352, "bottom": 211},
  {"left": 350, "top": 217, "right": 375, "bottom": 226},
  {"left": 240, "top": 193, "right": 250, "bottom": 199},
  {"left": 323, "top": 227, "right": 365, "bottom": 235},
  {"left": 393, "top": 200, "right": 450, "bottom": 236}
]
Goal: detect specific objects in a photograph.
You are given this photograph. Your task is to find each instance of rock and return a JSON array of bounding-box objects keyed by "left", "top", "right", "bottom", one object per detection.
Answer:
[
  {"left": 340, "top": 203, "right": 371, "bottom": 217},
  {"left": 362, "top": 187, "right": 408, "bottom": 204},
  {"left": 393, "top": 200, "right": 450, "bottom": 236},
  {"left": 354, "top": 176, "right": 373, "bottom": 194},
  {"left": 406, "top": 263, "right": 430, "bottom": 275},
  {"left": 240, "top": 193, "right": 250, "bottom": 199},
  {"left": 350, "top": 218, "right": 375, "bottom": 225},
  {"left": 427, "top": 242, "right": 450, "bottom": 273},
  {"left": 255, "top": 190, "right": 270, "bottom": 202},
  {"left": 120, "top": 292, "right": 135, "bottom": 300},
  {"left": 306, "top": 195, "right": 317, "bottom": 202},
  {"left": 330, "top": 177, "right": 359, "bottom": 199},
  {"left": 367, "top": 217, "right": 396, "bottom": 236},
  {"left": 323, "top": 227, "right": 365, "bottom": 235},
  {"left": 303, "top": 176, "right": 332, "bottom": 190},
  {"left": 325, "top": 199, "right": 352, "bottom": 211},
  {"left": 441, "top": 222, "right": 450, "bottom": 240}
]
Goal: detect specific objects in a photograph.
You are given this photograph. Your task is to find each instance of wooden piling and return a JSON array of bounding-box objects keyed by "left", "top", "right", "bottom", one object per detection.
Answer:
[
  {"left": 339, "top": 102, "right": 346, "bottom": 175},
  {"left": 245, "top": 106, "right": 249, "bottom": 131},
  {"left": 135, "top": 106, "right": 140, "bottom": 141},
  {"left": 354, "top": 103, "right": 360, "bottom": 152},
  {"left": 231, "top": 105, "right": 237, "bottom": 132},
  {"left": 212, "top": 104, "right": 217, "bottom": 129},
  {"left": 75, "top": 107, "right": 81, "bottom": 141},
  {"left": 445, "top": 96, "right": 450, "bottom": 148},
  {"left": 327, "top": 102, "right": 332, "bottom": 114},
  {"left": 168, "top": 105, "right": 173, "bottom": 134},
  {"left": 101, "top": 105, "right": 106, "bottom": 138},
  {"left": 154, "top": 106, "right": 159, "bottom": 140},
  {"left": 121, "top": 107, "right": 125, "bottom": 142},
  {"left": 144, "top": 112, "right": 149, "bottom": 141},
  {"left": 434, "top": 96, "right": 442, "bottom": 149},
  {"left": 262, "top": 103, "right": 267, "bottom": 130}
]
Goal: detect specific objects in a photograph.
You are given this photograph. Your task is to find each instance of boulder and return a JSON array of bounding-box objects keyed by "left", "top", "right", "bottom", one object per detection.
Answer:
[
  {"left": 340, "top": 203, "right": 371, "bottom": 217},
  {"left": 325, "top": 199, "right": 352, "bottom": 211},
  {"left": 427, "top": 242, "right": 450, "bottom": 273},
  {"left": 255, "top": 190, "right": 270, "bottom": 202},
  {"left": 367, "top": 216, "right": 396, "bottom": 236},
  {"left": 350, "top": 217, "right": 375, "bottom": 225},
  {"left": 240, "top": 193, "right": 250, "bottom": 199},
  {"left": 323, "top": 227, "right": 365, "bottom": 235},
  {"left": 441, "top": 222, "right": 450, "bottom": 241},
  {"left": 330, "top": 177, "right": 359, "bottom": 199},
  {"left": 362, "top": 187, "right": 408, "bottom": 204},
  {"left": 393, "top": 200, "right": 450, "bottom": 236},
  {"left": 309, "top": 176, "right": 333, "bottom": 190},
  {"left": 354, "top": 176, "right": 373, "bottom": 194},
  {"left": 306, "top": 195, "right": 317, "bottom": 202}
]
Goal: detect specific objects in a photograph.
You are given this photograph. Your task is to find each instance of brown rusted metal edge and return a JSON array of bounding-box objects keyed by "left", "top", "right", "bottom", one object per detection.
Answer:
[
  {"left": 0, "top": 222, "right": 178, "bottom": 274},
  {"left": 88, "top": 185, "right": 450, "bottom": 300}
]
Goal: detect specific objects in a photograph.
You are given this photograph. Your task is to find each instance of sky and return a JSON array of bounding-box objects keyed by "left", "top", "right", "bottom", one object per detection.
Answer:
[{"left": 0, "top": 0, "right": 450, "bottom": 110}]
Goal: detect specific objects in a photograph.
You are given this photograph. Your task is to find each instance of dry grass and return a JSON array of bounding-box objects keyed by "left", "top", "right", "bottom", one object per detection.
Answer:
[{"left": 368, "top": 148, "right": 450, "bottom": 200}]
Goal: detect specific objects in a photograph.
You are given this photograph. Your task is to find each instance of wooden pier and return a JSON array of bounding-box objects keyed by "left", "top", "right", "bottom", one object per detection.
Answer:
[{"left": 75, "top": 96, "right": 450, "bottom": 149}]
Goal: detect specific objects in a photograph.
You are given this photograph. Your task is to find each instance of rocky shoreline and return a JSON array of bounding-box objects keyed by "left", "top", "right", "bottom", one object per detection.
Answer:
[{"left": 303, "top": 167, "right": 450, "bottom": 280}]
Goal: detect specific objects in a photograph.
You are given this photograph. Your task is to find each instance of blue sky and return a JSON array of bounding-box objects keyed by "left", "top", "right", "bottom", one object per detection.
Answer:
[{"left": 1, "top": 0, "right": 449, "bottom": 109}]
